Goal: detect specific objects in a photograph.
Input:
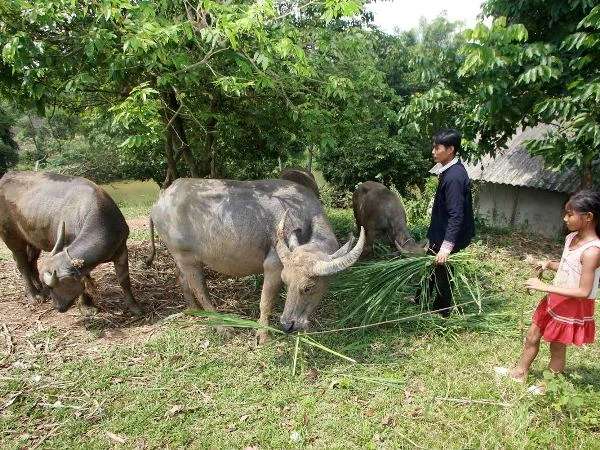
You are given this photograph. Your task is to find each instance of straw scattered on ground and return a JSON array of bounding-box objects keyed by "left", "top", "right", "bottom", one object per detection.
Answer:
[{"left": 0, "top": 238, "right": 263, "bottom": 357}]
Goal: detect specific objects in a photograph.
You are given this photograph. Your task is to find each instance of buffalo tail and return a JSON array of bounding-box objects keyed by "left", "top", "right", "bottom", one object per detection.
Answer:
[{"left": 145, "top": 217, "right": 156, "bottom": 267}]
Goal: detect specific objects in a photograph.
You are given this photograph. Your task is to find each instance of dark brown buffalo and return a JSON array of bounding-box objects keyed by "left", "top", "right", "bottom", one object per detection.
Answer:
[
  {"left": 0, "top": 171, "right": 143, "bottom": 315},
  {"left": 352, "top": 181, "right": 427, "bottom": 258}
]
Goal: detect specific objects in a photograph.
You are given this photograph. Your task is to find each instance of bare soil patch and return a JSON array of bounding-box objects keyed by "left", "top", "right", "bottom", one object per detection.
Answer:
[{"left": 0, "top": 220, "right": 261, "bottom": 357}]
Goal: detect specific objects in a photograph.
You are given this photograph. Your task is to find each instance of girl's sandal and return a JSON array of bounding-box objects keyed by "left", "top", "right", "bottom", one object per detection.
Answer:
[{"left": 527, "top": 384, "right": 545, "bottom": 395}]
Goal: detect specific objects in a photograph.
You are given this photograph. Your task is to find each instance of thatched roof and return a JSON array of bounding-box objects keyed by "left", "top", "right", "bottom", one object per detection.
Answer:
[{"left": 463, "top": 126, "right": 599, "bottom": 193}]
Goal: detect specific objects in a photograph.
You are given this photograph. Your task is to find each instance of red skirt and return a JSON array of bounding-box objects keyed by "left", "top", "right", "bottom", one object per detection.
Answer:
[{"left": 532, "top": 294, "right": 595, "bottom": 346}]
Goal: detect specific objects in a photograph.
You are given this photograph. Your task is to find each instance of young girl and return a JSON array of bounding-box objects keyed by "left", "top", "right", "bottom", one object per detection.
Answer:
[{"left": 495, "top": 190, "right": 600, "bottom": 390}]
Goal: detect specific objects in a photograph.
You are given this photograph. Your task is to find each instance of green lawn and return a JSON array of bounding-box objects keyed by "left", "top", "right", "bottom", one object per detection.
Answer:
[
  {"left": 101, "top": 180, "right": 160, "bottom": 219},
  {"left": 1, "top": 207, "right": 599, "bottom": 449}
]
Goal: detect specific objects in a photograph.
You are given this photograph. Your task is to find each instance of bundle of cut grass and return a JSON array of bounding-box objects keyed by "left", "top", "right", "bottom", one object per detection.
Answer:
[{"left": 331, "top": 252, "right": 482, "bottom": 326}]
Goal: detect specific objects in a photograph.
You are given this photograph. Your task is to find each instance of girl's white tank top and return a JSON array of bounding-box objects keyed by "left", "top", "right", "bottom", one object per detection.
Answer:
[{"left": 553, "top": 232, "right": 600, "bottom": 299}]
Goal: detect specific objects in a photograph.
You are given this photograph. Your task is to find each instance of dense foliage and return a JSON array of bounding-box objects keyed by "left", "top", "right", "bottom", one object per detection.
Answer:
[
  {"left": 0, "top": 105, "right": 18, "bottom": 176},
  {"left": 1, "top": 0, "right": 597, "bottom": 189},
  {"left": 399, "top": 0, "right": 600, "bottom": 187}
]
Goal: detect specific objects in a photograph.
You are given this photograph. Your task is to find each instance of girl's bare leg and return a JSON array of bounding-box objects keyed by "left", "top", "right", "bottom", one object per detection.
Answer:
[
  {"left": 509, "top": 323, "right": 543, "bottom": 382},
  {"left": 548, "top": 342, "right": 566, "bottom": 373}
]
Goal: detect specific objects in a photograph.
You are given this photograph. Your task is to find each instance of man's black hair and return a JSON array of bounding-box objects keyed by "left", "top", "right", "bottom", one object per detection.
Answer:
[{"left": 432, "top": 128, "right": 462, "bottom": 155}]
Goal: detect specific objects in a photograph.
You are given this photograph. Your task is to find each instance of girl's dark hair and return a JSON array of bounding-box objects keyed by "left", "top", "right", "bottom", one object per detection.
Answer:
[
  {"left": 431, "top": 128, "right": 462, "bottom": 155},
  {"left": 567, "top": 190, "right": 600, "bottom": 236}
]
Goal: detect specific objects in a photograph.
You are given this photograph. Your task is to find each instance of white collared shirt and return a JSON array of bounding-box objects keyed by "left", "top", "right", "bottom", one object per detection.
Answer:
[{"left": 429, "top": 157, "right": 459, "bottom": 176}]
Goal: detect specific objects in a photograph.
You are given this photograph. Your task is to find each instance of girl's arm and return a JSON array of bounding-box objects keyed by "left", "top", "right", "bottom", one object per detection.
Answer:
[{"left": 525, "top": 247, "right": 600, "bottom": 299}]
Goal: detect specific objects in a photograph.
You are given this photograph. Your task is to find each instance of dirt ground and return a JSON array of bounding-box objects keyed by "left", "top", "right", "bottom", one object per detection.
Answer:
[{"left": 0, "top": 220, "right": 258, "bottom": 358}]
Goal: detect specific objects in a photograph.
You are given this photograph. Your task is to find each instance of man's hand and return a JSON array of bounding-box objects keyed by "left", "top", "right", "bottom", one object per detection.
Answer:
[{"left": 435, "top": 250, "right": 450, "bottom": 265}]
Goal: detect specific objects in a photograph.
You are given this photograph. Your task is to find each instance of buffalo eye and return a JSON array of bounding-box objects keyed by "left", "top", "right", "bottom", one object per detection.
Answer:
[{"left": 301, "top": 282, "right": 315, "bottom": 295}]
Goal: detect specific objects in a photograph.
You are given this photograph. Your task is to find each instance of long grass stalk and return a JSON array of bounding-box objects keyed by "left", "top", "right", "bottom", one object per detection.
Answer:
[{"left": 185, "top": 310, "right": 356, "bottom": 373}]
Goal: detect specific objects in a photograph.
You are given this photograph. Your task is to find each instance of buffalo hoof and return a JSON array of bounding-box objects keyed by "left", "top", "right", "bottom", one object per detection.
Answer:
[
  {"left": 26, "top": 293, "right": 45, "bottom": 306},
  {"left": 128, "top": 303, "right": 145, "bottom": 316},
  {"left": 256, "top": 329, "right": 271, "bottom": 346},
  {"left": 79, "top": 303, "right": 98, "bottom": 317}
]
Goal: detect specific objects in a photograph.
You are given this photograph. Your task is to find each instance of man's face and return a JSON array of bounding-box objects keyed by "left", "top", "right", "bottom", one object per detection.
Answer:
[{"left": 432, "top": 143, "right": 455, "bottom": 165}]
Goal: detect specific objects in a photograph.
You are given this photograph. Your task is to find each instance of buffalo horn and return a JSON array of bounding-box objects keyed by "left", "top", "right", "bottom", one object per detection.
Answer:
[
  {"left": 422, "top": 239, "right": 430, "bottom": 252},
  {"left": 51, "top": 221, "right": 66, "bottom": 256},
  {"left": 311, "top": 226, "right": 366, "bottom": 276},
  {"left": 329, "top": 234, "right": 356, "bottom": 259},
  {"left": 394, "top": 239, "right": 408, "bottom": 255},
  {"left": 275, "top": 210, "right": 292, "bottom": 261},
  {"left": 43, "top": 270, "right": 58, "bottom": 287}
]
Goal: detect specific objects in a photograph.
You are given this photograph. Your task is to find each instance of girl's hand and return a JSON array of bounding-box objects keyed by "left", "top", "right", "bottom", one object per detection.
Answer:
[
  {"left": 539, "top": 260, "right": 552, "bottom": 271},
  {"left": 524, "top": 277, "right": 548, "bottom": 292}
]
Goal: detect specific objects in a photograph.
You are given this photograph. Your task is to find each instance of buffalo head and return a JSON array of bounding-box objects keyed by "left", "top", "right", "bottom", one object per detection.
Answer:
[
  {"left": 393, "top": 237, "right": 429, "bottom": 256},
  {"left": 275, "top": 211, "right": 365, "bottom": 333},
  {"left": 39, "top": 222, "right": 86, "bottom": 312}
]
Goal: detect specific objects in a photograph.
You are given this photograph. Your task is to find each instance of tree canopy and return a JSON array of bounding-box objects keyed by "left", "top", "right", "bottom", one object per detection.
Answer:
[
  {"left": 1, "top": 0, "right": 597, "bottom": 190},
  {"left": 398, "top": 0, "right": 600, "bottom": 187}
]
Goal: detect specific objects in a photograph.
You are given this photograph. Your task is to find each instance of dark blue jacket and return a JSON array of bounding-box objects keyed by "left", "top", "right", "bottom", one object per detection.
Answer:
[{"left": 427, "top": 162, "right": 475, "bottom": 252}]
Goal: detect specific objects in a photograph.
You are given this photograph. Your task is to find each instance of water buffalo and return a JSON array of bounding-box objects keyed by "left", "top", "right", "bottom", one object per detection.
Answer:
[
  {"left": 352, "top": 181, "right": 427, "bottom": 258},
  {"left": 279, "top": 167, "right": 320, "bottom": 198},
  {"left": 148, "top": 178, "right": 364, "bottom": 343},
  {"left": 0, "top": 171, "right": 143, "bottom": 315}
]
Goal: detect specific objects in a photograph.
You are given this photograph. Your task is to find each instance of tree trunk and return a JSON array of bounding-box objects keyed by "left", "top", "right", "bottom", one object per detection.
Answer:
[
  {"left": 203, "top": 95, "right": 220, "bottom": 178},
  {"left": 165, "top": 90, "right": 200, "bottom": 178},
  {"left": 581, "top": 158, "right": 593, "bottom": 188},
  {"left": 307, "top": 144, "right": 314, "bottom": 172},
  {"left": 203, "top": 115, "right": 218, "bottom": 177},
  {"left": 162, "top": 128, "right": 178, "bottom": 189}
]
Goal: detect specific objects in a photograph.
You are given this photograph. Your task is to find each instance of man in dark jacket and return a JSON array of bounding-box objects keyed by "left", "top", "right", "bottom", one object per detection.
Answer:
[{"left": 413, "top": 128, "right": 475, "bottom": 316}]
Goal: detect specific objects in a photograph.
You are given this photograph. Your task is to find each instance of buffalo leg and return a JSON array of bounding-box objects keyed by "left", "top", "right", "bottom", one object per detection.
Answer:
[
  {"left": 113, "top": 246, "right": 144, "bottom": 315},
  {"left": 6, "top": 241, "right": 41, "bottom": 303},
  {"left": 257, "top": 254, "right": 283, "bottom": 344},
  {"left": 26, "top": 245, "right": 44, "bottom": 293},
  {"left": 78, "top": 292, "right": 98, "bottom": 317},
  {"left": 177, "top": 264, "right": 216, "bottom": 312},
  {"left": 176, "top": 268, "right": 199, "bottom": 310}
]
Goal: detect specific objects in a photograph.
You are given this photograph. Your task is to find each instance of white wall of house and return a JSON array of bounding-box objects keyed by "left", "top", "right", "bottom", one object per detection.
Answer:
[{"left": 475, "top": 183, "right": 568, "bottom": 237}]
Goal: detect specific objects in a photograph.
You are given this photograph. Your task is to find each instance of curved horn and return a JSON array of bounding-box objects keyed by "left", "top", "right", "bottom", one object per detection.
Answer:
[
  {"left": 422, "top": 238, "right": 430, "bottom": 252},
  {"left": 51, "top": 221, "right": 66, "bottom": 256},
  {"left": 329, "top": 234, "right": 356, "bottom": 259},
  {"left": 275, "top": 210, "right": 291, "bottom": 261},
  {"left": 311, "top": 226, "right": 366, "bottom": 276},
  {"left": 288, "top": 231, "right": 300, "bottom": 251},
  {"left": 394, "top": 239, "right": 407, "bottom": 255},
  {"left": 43, "top": 270, "right": 58, "bottom": 288}
]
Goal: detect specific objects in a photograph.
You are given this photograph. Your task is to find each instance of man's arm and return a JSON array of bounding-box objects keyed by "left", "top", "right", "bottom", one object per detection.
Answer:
[{"left": 436, "top": 175, "right": 465, "bottom": 264}]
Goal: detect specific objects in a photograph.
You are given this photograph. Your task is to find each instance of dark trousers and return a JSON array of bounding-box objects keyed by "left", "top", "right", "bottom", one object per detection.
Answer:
[{"left": 414, "top": 246, "right": 452, "bottom": 317}]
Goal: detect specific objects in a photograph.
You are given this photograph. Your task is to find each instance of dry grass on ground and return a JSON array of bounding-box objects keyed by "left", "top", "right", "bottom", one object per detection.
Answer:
[{"left": 0, "top": 238, "right": 263, "bottom": 358}]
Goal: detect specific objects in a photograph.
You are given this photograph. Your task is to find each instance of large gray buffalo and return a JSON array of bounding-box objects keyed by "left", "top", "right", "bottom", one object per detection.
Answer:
[
  {"left": 353, "top": 181, "right": 427, "bottom": 258},
  {"left": 279, "top": 167, "right": 320, "bottom": 198},
  {"left": 0, "top": 171, "right": 143, "bottom": 315},
  {"left": 148, "top": 178, "right": 364, "bottom": 343}
]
